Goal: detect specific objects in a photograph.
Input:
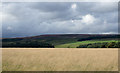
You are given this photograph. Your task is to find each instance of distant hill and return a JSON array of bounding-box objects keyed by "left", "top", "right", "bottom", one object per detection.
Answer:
[{"left": 2, "top": 34, "right": 120, "bottom": 48}]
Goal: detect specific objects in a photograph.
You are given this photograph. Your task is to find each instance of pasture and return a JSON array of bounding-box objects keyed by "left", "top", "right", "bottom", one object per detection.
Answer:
[
  {"left": 2, "top": 48, "right": 118, "bottom": 71},
  {"left": 55, "top": 40, "right": 118, "bottom": 48}
]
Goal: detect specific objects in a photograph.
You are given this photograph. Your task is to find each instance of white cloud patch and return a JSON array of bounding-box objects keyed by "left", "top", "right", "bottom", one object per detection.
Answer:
[
  {"left": 81, "top": 14, "right": 96, "bottom": 24},
  {"left": 7, "top": 26, "right": 12, "bottom": 30},
  {"left": 71, "top": 3, "right": 77, "bottom": 9},
  {"left": 2, "top": 12, "right": 18, "bottom": 23}
]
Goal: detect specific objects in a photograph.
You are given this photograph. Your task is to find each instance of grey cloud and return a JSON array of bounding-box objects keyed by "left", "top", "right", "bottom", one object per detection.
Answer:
[
  {"left": 29, "top": 2, "right": 71, "bottom": 12},
  {"left": 2, "top": 2, "right": 118, "bottom": 38}
]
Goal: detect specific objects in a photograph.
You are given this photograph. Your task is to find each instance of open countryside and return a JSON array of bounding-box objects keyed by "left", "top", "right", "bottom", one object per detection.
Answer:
[{"left": 2, "top": 48, "right": 118, "bottom": 71}]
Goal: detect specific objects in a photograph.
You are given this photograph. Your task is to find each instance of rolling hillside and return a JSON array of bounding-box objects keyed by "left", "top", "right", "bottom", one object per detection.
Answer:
[{"left": 2, "top": 34, "right": 120, "bottom": 48}]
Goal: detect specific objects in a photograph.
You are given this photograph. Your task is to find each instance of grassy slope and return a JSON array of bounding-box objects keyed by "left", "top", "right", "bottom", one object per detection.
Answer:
[{"left": 55, "top": 40, "right": 118, "bottom": 48}]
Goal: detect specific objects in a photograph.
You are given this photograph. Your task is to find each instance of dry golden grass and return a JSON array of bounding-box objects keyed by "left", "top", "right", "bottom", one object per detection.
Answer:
[{"left": 2, "top": 48, "right": 118, "bottom": 71}]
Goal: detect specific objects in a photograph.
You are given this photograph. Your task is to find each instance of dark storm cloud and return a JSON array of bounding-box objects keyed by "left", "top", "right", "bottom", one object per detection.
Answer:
[
  {"left": 1, "top": 2, "right": 118, "bottom": 38},
  {"left": 29, "top": 3, "right": 71, "bottom": 12}
]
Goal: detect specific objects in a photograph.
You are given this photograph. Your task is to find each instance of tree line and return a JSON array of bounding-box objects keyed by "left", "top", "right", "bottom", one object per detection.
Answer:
[
  {"left": 77, "top": 42, "right": 119, "bottom": 48},
  {"left": 2, "top": 40, "right": 54, "bottom": 48},
  {"left": 78, "top": 35, "right": 119, "bottom": 41}
]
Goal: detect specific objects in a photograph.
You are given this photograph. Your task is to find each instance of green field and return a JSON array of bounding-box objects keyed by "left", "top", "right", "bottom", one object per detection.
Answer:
[{"left": 55, "top": 40, "right": 118, "bottom": 48}]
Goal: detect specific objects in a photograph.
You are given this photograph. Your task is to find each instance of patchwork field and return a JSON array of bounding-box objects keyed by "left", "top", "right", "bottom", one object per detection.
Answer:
[{"left": 2, "top": 48, "right": 118, "bottom": 71}]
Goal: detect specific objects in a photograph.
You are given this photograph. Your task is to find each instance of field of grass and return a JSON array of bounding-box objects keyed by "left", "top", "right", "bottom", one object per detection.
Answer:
[
  {"left": 2, "top": 48, "right": 118, "bottom": 71},
  {"left": 55, "top": 40, "right": 118, "bottom": 48}
]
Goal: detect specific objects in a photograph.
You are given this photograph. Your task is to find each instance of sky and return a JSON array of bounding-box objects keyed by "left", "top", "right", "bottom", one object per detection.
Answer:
[{"left": 1, "top": 2, "right": 118, "bottom": 38}]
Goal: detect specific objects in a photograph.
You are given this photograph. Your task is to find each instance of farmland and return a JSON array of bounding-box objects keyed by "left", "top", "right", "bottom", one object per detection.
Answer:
[
  {"left": 2, "top": 48, "right": 118, "bottom": 71},
  {"left": 2, "top": 34, "right": 119, "bottom": 71},
  {"left": 55, "top": 40, "right": 118, "bottom": 48}
]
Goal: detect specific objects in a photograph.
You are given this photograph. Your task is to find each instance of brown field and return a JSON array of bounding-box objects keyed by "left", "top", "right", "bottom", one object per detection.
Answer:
[{"left": 2, "top": 48, "right": 118, "bottom": 71}]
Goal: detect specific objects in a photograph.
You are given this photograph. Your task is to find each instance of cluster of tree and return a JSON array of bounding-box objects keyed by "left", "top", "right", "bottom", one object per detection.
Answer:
[
  {"left": 2, "top": 40, "right": 54, "bottom": 48},
  {"left": 2, "top": 38, "right": 24, "bottom": 42},
  {"left": 77, "top": 42, "right": 120, "bottom": 48},
  {"left": 78, "top": 35, "right": 120, "bottom": 41}
]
